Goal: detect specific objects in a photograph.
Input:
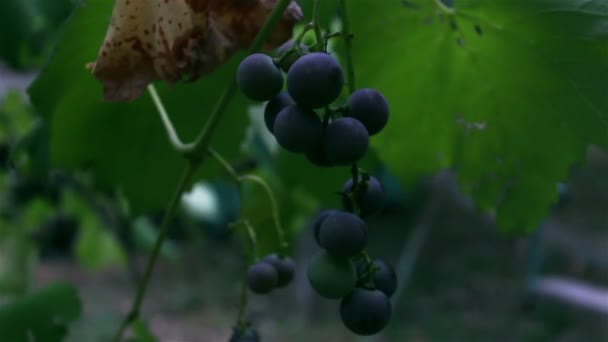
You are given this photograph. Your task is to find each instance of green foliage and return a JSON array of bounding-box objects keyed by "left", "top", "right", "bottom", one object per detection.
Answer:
[
  {"left": 18, "top": 197, "right": 54, "bottom": 232},
  {"left": 127, "top": 318, "right": 158, "bottom": 342},
  {"left": 348, "top": 0, "right": 608, "bottom": 232},
  {"left": 296, "top": 0, "right": 337, "bottom": 27},
  {"left": 0, "top": 0, "right": 73, "bottom": 69},
  {"left": 63, "top": 190, "right": 127, "bottom": 270},
  {"left": 24, "top": 0, "right": 608, "bottom": 235},
  {"left": 0, "top": 282, "right": 82, "bottom": 342},
  {"left": 74, "top": 215, "right": 126, "bottom": 270},
  {"left": 28, "top": 0, "right": 251, "bottom": 214}
]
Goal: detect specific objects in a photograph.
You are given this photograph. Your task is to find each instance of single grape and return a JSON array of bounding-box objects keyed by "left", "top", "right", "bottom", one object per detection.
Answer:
[
  {"left": 276, "top": 40, "right": 309, "bottom": 72},
  {"left": 273, "top": 104, "right": 323, "bottom": 154},
  {"left": 356, "top": 259, "right": 397, "bottom": 298},
  {"left": 263, "top": 253, "right": 296, "bottom": 288},
  {"left": 307, "top": 250, "right": 356, "bottom": 299},
  {"left": 318, "top": 211, "right": 367, "bottom": 258},
  {"left": 346, "top": 88, "right": 390, "bottom": 135},
  {"left": 324, "top": 117, "right": 369, "bottom": 165},
  {"left": 312, "top": 209, "right": 339, "bottom": 245},
  {"left": 342, "top": 176, "right": 385, "bottom": 217},
  {"left": 229, "top": 326, "right": 260, "bottom": 342},
  {"left": 372, "top": 259, "right": 397, "bottom": 297},
  {"left": 237, "top": 53, "right": 284, "bottom": 102},
  {"left": 264, "top": 92, "right": 293, "bottom": 133},
  {"left": 287, "top": 53, "right": 344, "bottom": 108},
  {"left": 340, "top": 288, "right": 392, "bottom": 336},
  {"left": 247, "top": 260, "right": 278, "bottom": 294}
]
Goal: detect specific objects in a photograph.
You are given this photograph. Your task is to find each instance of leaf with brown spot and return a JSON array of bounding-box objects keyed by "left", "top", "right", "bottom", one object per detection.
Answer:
[{"left": 88, "top": 0, "right": 303, "bottom": 102}]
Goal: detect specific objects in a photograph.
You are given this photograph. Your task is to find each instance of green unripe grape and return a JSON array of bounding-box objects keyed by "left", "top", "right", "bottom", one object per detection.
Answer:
[{"left": 307, "top": 251, "right": 356, "bottom": 299}]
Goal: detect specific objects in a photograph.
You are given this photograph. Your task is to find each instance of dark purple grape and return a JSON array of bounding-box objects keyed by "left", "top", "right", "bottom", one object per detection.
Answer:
[
  {"left": 346, "top": 88, "right": 390, "bottom": 135},
  {"left": 372, "top": 259, "right": 397, "bottom": 297},
  {"left": 307, "top": 251, "right": 356, "bottom": 299},
  {"left": 324, "top": 118, "right": 369, "bottom": 165},
  {"left": 273, "top": 104, "right": 323, "bottom": 154},
  {"left": 342, "top": 176, "right": 385, "bottom": 217},
  {"left": 263, "top": 253, "right": 295, "bottom": 288},
  {"left": 356, "top": 259, "right": 398, "bottom": 298},
  {"left": 237, "top": 53, "right": 284, "bottom": 101},
  {"left": 340, "top": 288, "right": 392, "bottom": 336},
  {"left": 312, "top": 209, "right": 338, "bottom": 245},
  {"left": 276, "top": 40, "right": 309, "bottom": 72},
  {"left": 264, "top": 92, "right": 293, "bottom": 133},
  {"left": 287, "top": 53, "right": 344, "bottom": 108},
  {"left": 319, "top": 211, "right": 367, "bottom": 258},
  {"left": 247, "top": 260, "right": 278, "bottom": 294}
]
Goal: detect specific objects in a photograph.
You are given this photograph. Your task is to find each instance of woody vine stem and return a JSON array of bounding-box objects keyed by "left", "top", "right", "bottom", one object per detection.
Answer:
[{"left": 112, "top": 0, "right": 294, "bottom": 340}]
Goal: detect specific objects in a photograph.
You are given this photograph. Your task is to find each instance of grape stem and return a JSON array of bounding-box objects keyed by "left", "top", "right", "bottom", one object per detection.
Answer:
[
  {"left": 360, "top": 251, "right": 378, "bottom": 287},
  {"left": 112, "top": 1, "right": 294, "bottom": 340},
  {"left": 239, "top": 174, "right": 289, "bottom": 255},
  {"left": 207, "top": 147, "right": 241, "bottom": 182},
  {"left": 294, "top": 23, "right": 314, "bottom": 48},
  {"left": 147, "top": 84, "right": 193, "bottom": 153},
  {"left": 231, "top": 219, "right": 257, "bottom": 328},
  {"left": 311, "top": 0, "right": 323, "bottom": 45},
  {"left": 230, "top": 219, "right": 259, "bottom": 259},
  {"left": 338, "top": 0, "right": 356, "bottom": 93},
  {"left": 208, "top": 148, "right": 289, "bottom": 255}
]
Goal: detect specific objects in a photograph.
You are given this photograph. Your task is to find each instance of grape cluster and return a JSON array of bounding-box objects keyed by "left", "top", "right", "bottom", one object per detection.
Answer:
[
  {"left": 236, "top": 40, "right": 394, "bottom": 336},
  {"left": 308, "top": 206, "right": 397, "bottom": 336},
  {"left": 246, "top": 253, "right": 295, "bottom": 294},
  {"left": 236, "top": 46, "right": 388, "bottom": 167}
]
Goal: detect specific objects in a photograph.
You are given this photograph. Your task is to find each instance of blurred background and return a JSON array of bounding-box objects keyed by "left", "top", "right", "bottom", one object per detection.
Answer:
[{"left": 1, "top": 0, "right": 607, "bottom": 341}]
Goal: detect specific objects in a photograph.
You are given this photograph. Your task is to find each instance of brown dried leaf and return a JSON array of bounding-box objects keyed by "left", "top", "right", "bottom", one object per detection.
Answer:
[{"left": 88, "top": 0, "right": 303, "bottom": 102}]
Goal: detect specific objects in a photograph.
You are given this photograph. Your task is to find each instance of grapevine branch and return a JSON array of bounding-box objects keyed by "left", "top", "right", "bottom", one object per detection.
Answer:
[{"left": 113, "top": 1, "right": 294, "bottom": 340}]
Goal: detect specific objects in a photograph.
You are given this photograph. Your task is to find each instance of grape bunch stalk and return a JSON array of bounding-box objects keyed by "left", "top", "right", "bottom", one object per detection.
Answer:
[{"left": 235, "top": 17, "right": 396, "bottom": 336}]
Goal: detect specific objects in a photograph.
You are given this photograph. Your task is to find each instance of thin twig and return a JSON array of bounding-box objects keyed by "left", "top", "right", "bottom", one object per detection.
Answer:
[
  {"left": 312, "top": 0, "right": 324, "bottom": 45},
  {"left": 208, "top": 147, "right": 241, "bottom": 182},
  {"left": 208, "top": 148, "right": 287, "bottom": 255},
  {"left": 147, "top": 84, "right": 194, "bottom": 153},
  {"left": 239, "top": 174, "right": 288, "bottom": 254},
  {"left": 113, "top": 163, "right": 199, "bottom": 341}
]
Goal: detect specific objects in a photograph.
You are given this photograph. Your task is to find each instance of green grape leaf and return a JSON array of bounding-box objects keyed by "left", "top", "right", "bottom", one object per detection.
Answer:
[
  {"left": 0, "top": 282, "right": 82, "bottom": 342},
  {"left": 28, "top": 0, "right": 251, "bottom": 214},
  {"left": 348, "top": 0, "right": 608, "bottom": 232}
]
